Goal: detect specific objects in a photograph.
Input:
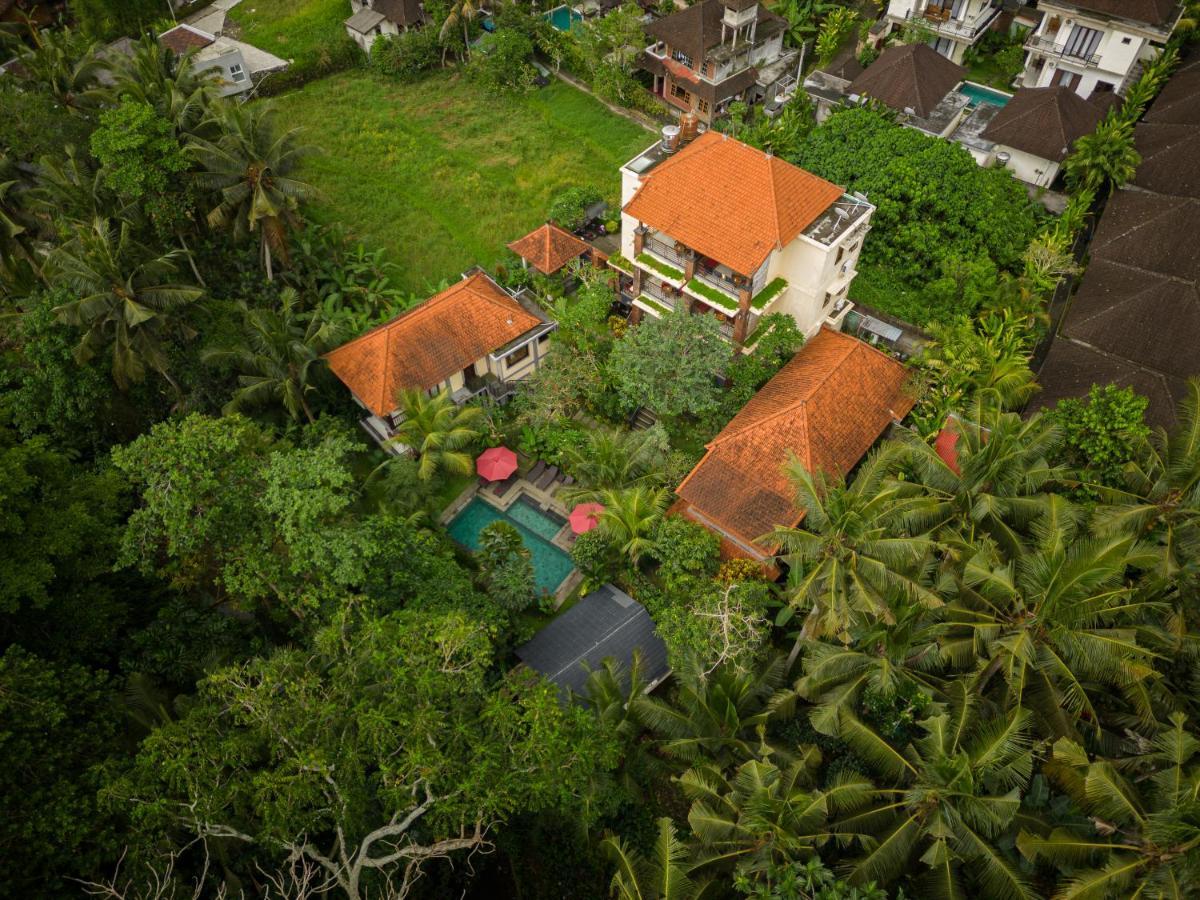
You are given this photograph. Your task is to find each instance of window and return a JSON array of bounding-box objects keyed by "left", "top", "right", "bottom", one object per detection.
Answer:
[
  {"left": 836, "top": 245, "right": 845, "bottom": 264},
  {"left": 671, "top": 50, "right": 692, "bottom": 68},
  {"left": 670, "top": 82, "right": 690, "bottom": 102},
  {"left": 1121, "top": 36, "right": 1132, "bottom": 45},
  {"left": 228, "top": 62, "right": 246, "bottom": 83},
  {"left": 1093, "top": 80, "right": 1115, "bottom": 93},
  {"left": 1063, "top": 25, "right": 1102, "bottom": 61},
  {"left": 697, "top": 98, "right": 710, "bottom": 114},
  {"left": 506, "top": 344, "right": 531, "bottom": 367},
  {"left": 1057, "top": 70, "right": 1082, "bottom": 91}
]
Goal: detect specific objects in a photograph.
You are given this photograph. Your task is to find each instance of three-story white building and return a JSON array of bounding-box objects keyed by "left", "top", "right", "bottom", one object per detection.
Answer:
[
  {"left": 1019, "top": 0, "right": 1181, "bottom": 98},
  {"left": 616, "top": 126, "right": 874, "bottom": 347},
  {"left": 882, "top": 0, "right": 1003, "bottom": 64}
]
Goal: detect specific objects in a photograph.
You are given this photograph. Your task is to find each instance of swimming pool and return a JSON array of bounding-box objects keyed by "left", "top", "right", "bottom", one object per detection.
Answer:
[
  {"left": 544, "top": 5, "right": 583, "bottom": 31},
  {"left": 447, "top": 495, "right": 575, "bottom": 596},
  {"left": 958, "top": 81, "right": 1013, "bottom": 108}
]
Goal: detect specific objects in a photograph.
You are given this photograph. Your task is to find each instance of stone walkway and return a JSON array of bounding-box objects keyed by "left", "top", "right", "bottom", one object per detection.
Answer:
[{"left": 185, "top": 0, "right": 242, "bottom": 35}]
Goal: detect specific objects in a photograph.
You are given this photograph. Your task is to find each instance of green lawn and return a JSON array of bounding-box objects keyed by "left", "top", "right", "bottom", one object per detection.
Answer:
[
  {"left": 226, "top": 0, "right": 350, "bottom": 71},
  {"left": 272, "top": 69, "right": 653, "bottom": 294}
]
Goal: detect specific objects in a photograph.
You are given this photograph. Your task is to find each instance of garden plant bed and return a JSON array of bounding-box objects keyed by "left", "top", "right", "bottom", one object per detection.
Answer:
[{"left": 273, "top": 70, "right": 650, "bottom": 294}]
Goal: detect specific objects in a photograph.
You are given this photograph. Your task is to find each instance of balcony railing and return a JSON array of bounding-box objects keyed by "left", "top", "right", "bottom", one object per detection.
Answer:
[
  {"left": 1023, "top": 33, "right": 1103, "bottom": 69},
  {"left": 896, "top": 3, "right": 1000, "bottom": 42},
  {"left": 642, "top": 278, "right": 681, "bottom": 313},
  {"left": 645, "top": 236, "right": 688, "bottom": 269}
]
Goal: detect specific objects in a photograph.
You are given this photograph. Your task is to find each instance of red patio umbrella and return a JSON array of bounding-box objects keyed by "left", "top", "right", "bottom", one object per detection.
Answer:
[
  {"left": 476, "top": 446, "right": 518, "bottom": 482},
  {"left": 568, "top": 502, "right": 605, "bottom": 535}
]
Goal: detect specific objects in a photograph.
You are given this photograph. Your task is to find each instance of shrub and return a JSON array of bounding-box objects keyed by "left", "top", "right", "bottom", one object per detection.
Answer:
[
  {"left": 548, "top": 185, "right": 603, "bottom": 231},
  {"left": 570, "top": 528, "right": 621, "bottom": 589},
  {"left": 478, "top": 520, "right": 537, "bottom": 611},
  {"left": 1050, "top": 384, "right": 1150, "bottom": 490},
  {"left": 369, "top": 28, "right": 441, "bottom": 82},
  {"left": 467, "top": 30, "right": 537, "bottom": 94},
  {"left": 717, "top": 558, "right": 766, "bottom": 584},
  {"left": 650, "top": 516, "right": 720, "bottom": 587}
]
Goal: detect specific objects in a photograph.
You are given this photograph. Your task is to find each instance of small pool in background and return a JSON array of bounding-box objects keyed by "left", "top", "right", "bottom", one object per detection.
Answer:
[
  {"left": 958, "top": 81, "right": 1013, "bottom": 108},
  {"left": 545, "top": 5, "right": 583, "bottom": 31},
  {"left": 447, "top": 495, "right": 575, "bottom": 596}
]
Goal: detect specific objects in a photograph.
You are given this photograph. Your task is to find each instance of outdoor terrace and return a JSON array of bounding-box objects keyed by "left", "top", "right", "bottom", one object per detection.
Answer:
[
  {"left": 1023, "top": 33, "right": 1103, "bottom": 69},
  {"left": 892, "top": 2, "right": 1002, "bottom": 42},
  {"left": 802, "top": 194, "right": 873, "bottom": 246}
]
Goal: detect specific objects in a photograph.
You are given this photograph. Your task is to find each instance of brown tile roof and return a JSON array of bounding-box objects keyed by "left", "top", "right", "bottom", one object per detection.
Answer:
[
  {"left": 675, "top": 328, "right": 915, "bottom": 552},
  {"left": 1134, "top": 122, "right": 1200, "bottom": 199},
  {"left": 848, "top": 43, "right": 966, "bottom": 119},
  {"left": 645, "top": 0, "right": 782, "bottom": 70},
  {"left": 374, "top": 0, "right": 427, "bottom": 27},
  {"left": 623, "top": 130, "right": 845, "bottom": 275},
  {"left": 981, "top": 86, "right": 1103, "bottom": 163},
  {"left": 158, "top": 24, "right": 215, "bottom": 54},
  {"left": 324, "top": 273, "right": 542, "bottom": 417},
  {"left": 1052, "top": 0, "right": 1181, "bottom": 27},
  {"left": 507, "top": 223, "right": 591, "bottom": 275},
  {"left": 1144, "top": 58, "right": 1200, "bottom": 125},
  {"left": 1086, "top": 190, "right": 1200, "bottom": 284}
]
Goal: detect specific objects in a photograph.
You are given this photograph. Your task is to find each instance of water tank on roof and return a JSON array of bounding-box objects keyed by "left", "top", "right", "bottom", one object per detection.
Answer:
[{"left": 661, "top": 125, "right": 680, "bottom": 154}]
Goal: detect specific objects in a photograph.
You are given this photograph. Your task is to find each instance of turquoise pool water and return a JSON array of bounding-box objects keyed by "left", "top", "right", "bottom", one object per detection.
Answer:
[
  {"left": 447, "top": 496, "right": 574, "bottom": 596},
  {"left": 545, "top": 5, "right": 582, "bottom": 31},
  {"left": 959, "top": 81, "right": 1012, "bottom": 108}
]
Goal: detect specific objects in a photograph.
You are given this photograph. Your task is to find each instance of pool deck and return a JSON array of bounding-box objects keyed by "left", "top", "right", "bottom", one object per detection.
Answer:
[{"left": 442, "top": 470, "right": 584, "bottom": 607}]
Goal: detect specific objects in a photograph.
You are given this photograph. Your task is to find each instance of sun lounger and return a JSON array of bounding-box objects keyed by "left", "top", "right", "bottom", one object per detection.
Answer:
[
  {"left": 527, "top": 460, "right": 547, "bottom": 483},
  {"left": 536, "top": 465, "right": 559, "bottom": 490}
]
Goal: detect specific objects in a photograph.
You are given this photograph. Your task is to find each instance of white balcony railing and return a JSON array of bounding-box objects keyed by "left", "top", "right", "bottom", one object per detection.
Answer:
[
  {"left": 1024, "top": 33, "right": 1103, "bottom": 69},
  {"left": 896, "top": 3, "right": 1000, "bottom": 42}
]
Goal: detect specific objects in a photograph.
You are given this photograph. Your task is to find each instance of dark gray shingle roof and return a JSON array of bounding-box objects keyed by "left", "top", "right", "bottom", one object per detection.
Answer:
[{"left": 516, "top": 585, "right": 670, "bottom": 700}]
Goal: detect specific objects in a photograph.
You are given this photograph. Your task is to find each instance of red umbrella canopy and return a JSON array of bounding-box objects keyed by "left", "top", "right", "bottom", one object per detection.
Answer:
[
  {"left": 476, "top": 446, "right": 518, "bottom": 482},
  {"left": 568, "top": 502, "right": 605, "bottom": 535}
]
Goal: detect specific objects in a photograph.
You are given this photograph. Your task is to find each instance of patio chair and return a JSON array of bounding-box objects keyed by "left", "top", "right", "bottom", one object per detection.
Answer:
[
  {"left": 536, "top": 465, "right": 559, "bottom": 490},
  {"left": 527, "top": 460, "right": 546, "bottom": 483},
  {"left": 490, "top": 475, "right": 516, "bottom": 497}
]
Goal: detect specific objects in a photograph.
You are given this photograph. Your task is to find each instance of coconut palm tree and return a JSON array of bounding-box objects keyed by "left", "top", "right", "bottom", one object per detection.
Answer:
[
  {"left": 768, "top": 444, "right": 942, "bottom": 655},
  {"left": 603, "top": 817, "right": 706, "bottom": 900},
  {"left": 48, "top": 217, "right": 203, "bottom": 392},
  {"left": 105, "top": 33, "right": 217, "bottom": 137},
  {"left": 897, "top": 407, "right": 1069, "bottom": 560},
  {"left": 1063, "top": 115, "right": 1142, "bottom": 193},
  {"left": 15, "top": 26, "right": 106, "bottom": 112},
  {"left": 389, "top": 388, "right": 484, "bottom": 481},
  {"left": 561, "top": 426, "right": 668, "bottom": 503},
  {"left": 840, "top": 692, "right": 1038, "bottom": 899},
  {"left": 440, "top": 0, "right": 482, "bottom": 59},
  {"left": 598, "top": 485, "right": 669, "bottom": 567},
  {"left": 632, "top": 656, "right": 788, "bottom": 769},
  {"left": 202, "top": 288, "right": 342, "bottom": 423},
  {"left": 680, "top": 756, "right": 875, "bottom": 881},
  {"left": 583, "top": 652, "right": 664, "bottom": 801},
  {"left": 0, "top": 156, "right": 38, "bottom": 282},
  {"left": 29, "top": 145, "right": 123, "bottom": 228},
  {"left": 1018, "top": 712, "right": 1200, "bottom": 898},
  {"left": 190, "top": 104, "right": 314, "bottom": 280},
  {"left": 1092, "top": 378, "right": 1200, "bottom": 602},
  {"left": 941, "top": 498, "right": 1161, "bottom": 739}
]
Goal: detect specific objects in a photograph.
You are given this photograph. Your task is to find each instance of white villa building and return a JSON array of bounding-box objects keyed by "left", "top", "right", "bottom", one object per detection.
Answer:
[
  {"left": 616, "top": 123, "right": 874, "bottom": 347},
  {"left": 881, "top": 0, "right": 1003, "bottom": 64}
]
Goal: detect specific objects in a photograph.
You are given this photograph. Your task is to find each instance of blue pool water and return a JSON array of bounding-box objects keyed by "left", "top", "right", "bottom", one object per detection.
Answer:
[
  {"left": 545, "top": 5, "right": 583, "bottom": 31},
  {"left": 958, "top": 81, "right": 1013, "bottom": 108},
  {"left": 447, "top": 496, "right": 574, "bottom": 596}
]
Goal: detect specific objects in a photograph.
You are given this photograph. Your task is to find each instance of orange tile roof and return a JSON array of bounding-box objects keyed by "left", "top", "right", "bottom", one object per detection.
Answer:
[
  {"left": 623, "top": 130, "right": 845, "bottom": 275},
  {"left": 324, "top": 273, "right": 542, "bottom": 417},
  {"left": 675, "top": 328, "right": 915, "bottom": 551},
  {"left": 507, "top": 223, "right": 591, "bottom": 275}
]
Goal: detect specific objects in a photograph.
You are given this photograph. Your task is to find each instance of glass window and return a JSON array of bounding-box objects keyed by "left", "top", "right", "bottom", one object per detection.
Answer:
[
  {"left": 228, "top": 63, "right": 246, "bottom": 83},
  {"left": 1063, "top": 25, "right": 1102, "bottom": 61},
  {"left": 506, "top": 344, "right": 531, "bottom": 367}
]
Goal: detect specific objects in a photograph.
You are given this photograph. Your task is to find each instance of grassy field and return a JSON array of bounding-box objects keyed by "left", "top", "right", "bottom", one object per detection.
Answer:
[
  {"left": 272, "top": 69, "right": 653, "bottom": 294},
  {"left": 226, "top": 0, "right": 350, "bottom": 71}
]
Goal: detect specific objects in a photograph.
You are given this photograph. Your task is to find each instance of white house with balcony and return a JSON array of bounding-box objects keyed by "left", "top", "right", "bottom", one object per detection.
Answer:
[
  {"left": 881, "top": 0, "right": 1003, "bottom": 64},
  {"left": 1019, "top": 0, "right": 1182, "bottom": 98},
  {"left": 615, "top": 127, "right": 874, "bottom": 347}
]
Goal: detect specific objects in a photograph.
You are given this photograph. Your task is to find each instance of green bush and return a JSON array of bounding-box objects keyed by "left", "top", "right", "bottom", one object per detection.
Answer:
[
  {"left": 478, "top": 520, "right": 537, "bottom": 611},
  {"left": 369, "top": 28, "right": 442, "bottom": 82},
  {"left": 1050, "top": 384, "right": 1150, "bottom": 490},
  {"left": 467, "top": 30, "right": 537, "bottom": 94},
  {"left": 549, "top": 185, "right": 603, "bottom": 231},
  {"left": 650, "top": 516, "right": 720, "bottom": 587}
]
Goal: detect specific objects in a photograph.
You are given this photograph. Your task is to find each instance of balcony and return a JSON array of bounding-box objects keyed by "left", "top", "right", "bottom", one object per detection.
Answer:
[
  {"left": 1023, "top": 33, "right": 1103, "bottom": 69},
  {"left": 644, "top": 235, "right": 688, "bottom": 270},
  {"left": 895, "top": 2, "right": 1001, "bottom": 43}
]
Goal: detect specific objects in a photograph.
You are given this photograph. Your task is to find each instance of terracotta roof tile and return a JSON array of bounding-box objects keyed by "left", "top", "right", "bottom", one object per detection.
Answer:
[
  {"left": 507, "top": 223, "right": 591, "bottom": 275},
  {"left": 623, "top": 131, "right": 845, "bottom": 275},
  {"left": 981, "top": 86, "right": 1104, "bottom": 163},
  {"left": 324, "top": 273, "right": 542, "bottom": 417},
  {"left": 848, "top": 43, "right": 965, "bottom": 118},
  {"left": 675, "top": 328, "right": 915, "bottom": 552},
  {"left": 158, "top": 24, "right": 215, "bottom": 54}
]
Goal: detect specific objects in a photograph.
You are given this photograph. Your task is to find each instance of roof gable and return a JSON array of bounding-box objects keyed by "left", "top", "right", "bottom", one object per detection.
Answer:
[
  {"left": 324, "top": 273, "right": 543, "bottom": 416},
  {"left": 848, "top": 43, "right": 965, "bottom": 118},
  {"left": 675, "top": 328, "right": 914, "bottom": 549},
  {"left": 507, "top": 223, "right": 591, "bottom": 275},
  {"left": 622, "top": 131, "right": 845, "bottom": 274},
  {"left": 981, "top": 86, "right": 1104, "bottom": 162},
  {"left": 159, "top": 24, "right": 215, "bottom": 54}
]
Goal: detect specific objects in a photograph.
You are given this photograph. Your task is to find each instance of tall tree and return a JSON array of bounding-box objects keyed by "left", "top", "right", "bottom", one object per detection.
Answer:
[
  {"left": 603, "top": 817, "right": 706, "bottom": 900},
  {"left": 190, "top": 104, "right": 314, "bottom": 280},
  {"left": 202, "top": 287, "right": 342, "bottom": 423},
  {"left": 597, "top": 485, "right": 669, "bottom": 567},
  {"left": 48, "top": 217, "right": 202, "bottom": 392},
  {"left": 1063, "top": 114, "right": 1142, "bottom": 193}
]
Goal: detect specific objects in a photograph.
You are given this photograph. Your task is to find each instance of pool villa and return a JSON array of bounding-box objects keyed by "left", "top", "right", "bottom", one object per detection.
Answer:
[
  {"left": 443, "top": 461, "right": 583, "bottom": 603},
  {"left": 544, "top": 5, "right": 583, "bottom": 31}
]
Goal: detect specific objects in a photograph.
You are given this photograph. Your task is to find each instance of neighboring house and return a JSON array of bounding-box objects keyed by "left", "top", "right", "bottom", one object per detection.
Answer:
[
  {"left": 617, "top": 128, "right": 874, "bottom": 346},
  {"left": 1030, "top": 56, "right": 1200, "bottom": 429},
  {"left": 344, "top": 0, "right": 427, "bottom": 52},
  {"left": 324, "top": 271, "right": 556, "bottom": 449},
  {"left": 803, "top": 48, "right": 864, "bottom": 123},
  {"left": 845, "top": 42, "right": 970, "bottom": 137},
  {"left": 672, "top": 327, "right": 915, "bottom": 565},
  {"left": 1019, "top": 0, "right": 1182, "bottom": 99},
  {"left": 638, "top": 0, "right": 798, "bottom": 123},
  {"left": 515, "top": 584, "right": 671, "bottom": 701},
  {"left": 507, "top": 222, "right": 594, "bottom": 275},
  {"left": 971, "top": 85, "right": 1103, "bottom": 185},
  {"left": 881, "top": 0, "right": 1004, "bottom": 63},
  {"left": 158, "top": 24, "right": 289, "bottom": 97}
]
